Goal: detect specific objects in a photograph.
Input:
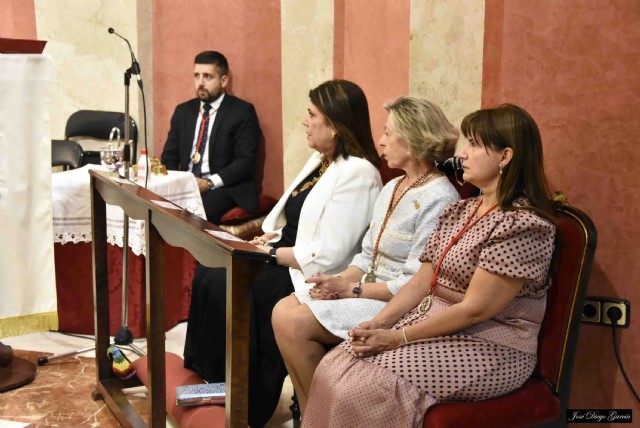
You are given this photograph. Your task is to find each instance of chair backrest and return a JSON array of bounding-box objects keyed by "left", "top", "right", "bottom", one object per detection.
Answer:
[
  {"left": 535, "top": 194, "right": 597, "bottom": 408},
  {"left": 51, "top": 139, "right": 84, "bottom": 170},
  {"left": 65, "top": 110, "right": 138, "bottom": 164},
  {"left": 435, "top": 160, "right": 478, "bottom": 199},
  {"left": 65, "top": 110, "right": 138, "bottom": 143},
  {"left": 378, "top": 157, "right": 478, "bottom": 198}
]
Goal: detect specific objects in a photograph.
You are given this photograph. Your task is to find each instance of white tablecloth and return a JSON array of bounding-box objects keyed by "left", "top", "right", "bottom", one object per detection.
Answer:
[
  {"left": 0, "top": 54, "right": 57, "bottom": 338},
  {"left": 52, "top": 165, "right": 206, "bottom": 256}
]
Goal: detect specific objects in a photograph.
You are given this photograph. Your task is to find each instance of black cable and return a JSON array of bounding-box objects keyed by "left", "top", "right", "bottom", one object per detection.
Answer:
[
  {"left": 59, "top": 332, "right": 94, "bottom": 341},
  {"left": 609, "top": 308, "right": 640, "bottom": 404}
]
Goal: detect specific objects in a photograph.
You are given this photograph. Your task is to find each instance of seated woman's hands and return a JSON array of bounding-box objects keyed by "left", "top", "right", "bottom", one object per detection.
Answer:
[
  {"left": 249, "top": 233, "right": 278, "bottom": 247},
  {"left": 348, "top": 320, "right": 403, "bottom": 358},
  {"left": 306, "top": 273, "right": 351, "bottom": 300}
]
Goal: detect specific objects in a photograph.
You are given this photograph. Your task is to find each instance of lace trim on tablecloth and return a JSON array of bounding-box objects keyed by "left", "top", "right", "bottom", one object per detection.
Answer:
[
  {"left": 56, "top": 231, "right": 93, "bottom": 245},
  {"left": 52, "top": 168, "right": 206, "bottom": 256}
]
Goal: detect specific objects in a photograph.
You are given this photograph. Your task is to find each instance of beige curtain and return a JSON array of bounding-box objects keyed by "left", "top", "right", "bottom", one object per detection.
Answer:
[{"left": 0, "top": 54, "right": 58, "bottom": 338}]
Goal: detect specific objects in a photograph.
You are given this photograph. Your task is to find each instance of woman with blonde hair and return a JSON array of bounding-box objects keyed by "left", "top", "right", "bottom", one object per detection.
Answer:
[{"left": 272, "top": 96, "right": 460, "bottom": 414}]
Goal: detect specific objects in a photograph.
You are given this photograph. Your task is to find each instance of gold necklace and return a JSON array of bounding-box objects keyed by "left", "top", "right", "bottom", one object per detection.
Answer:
[
  {"left": 291, "top": 160, "right": 330, "bottom": 197},
  {"left": 364, "top": 171, "right": 437, "bottom": 283}
]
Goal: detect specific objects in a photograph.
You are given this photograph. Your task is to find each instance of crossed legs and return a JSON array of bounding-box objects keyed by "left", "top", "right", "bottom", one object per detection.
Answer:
[{"left": 272, "top": 295, "right": 342, "bottom": 414}]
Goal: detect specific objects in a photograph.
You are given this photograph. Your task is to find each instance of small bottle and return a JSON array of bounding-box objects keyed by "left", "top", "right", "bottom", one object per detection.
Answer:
[{"left": 137, "top": 149, "right": 147, "bottom": 182}]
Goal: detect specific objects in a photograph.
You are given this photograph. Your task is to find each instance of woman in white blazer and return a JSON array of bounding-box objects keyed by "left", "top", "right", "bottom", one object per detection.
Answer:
[
  {"left": 183, "top": 80, "right": 382, "bottom": 427},
  {"left": 272, "top": 96, "right": 461, "bottom": 414}
]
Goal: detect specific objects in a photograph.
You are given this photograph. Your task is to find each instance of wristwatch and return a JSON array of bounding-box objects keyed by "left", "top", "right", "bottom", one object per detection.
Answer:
[
  {"left": 268, "top": 247, "right": 278, "bottom": 266},
  {"left": 206, "top": 178, "right": 215, "bottom": 191},
  {"left": 352, "top": 278, "right": 363, "bottom": 298}
]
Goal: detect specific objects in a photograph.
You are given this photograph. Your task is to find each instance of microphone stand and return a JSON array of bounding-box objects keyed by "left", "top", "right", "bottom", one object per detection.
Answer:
[
  {"left": 37, "top": 30, "right": 146, "bottom": 366},
  {"left": 115, "top": 65, "right": 145, "bottom": 357}
]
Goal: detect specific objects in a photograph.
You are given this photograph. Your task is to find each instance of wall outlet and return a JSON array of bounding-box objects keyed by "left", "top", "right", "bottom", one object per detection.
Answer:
[
  {"left": 582, "top": 299, "right": 601, "bottom": 323},
  {"left": 582, "top": 296, "right": 630, "bottom": 328},
  {"left": 602, "top": 300, "right": 630, "bottom": 327}
]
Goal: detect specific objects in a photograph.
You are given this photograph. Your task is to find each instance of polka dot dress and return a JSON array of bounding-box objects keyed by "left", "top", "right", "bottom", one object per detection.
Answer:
[{"left": 303, "top": 197, "right": 555, "bottom": 428}]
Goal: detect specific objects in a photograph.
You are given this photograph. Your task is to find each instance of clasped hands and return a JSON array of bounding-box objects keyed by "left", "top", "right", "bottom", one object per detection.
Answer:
[
  {"left": 348, "top": 319, "right": 404, "bottom": 358},
  {"left": 306, "top": 272, "right": 350, "bottom": 300}
]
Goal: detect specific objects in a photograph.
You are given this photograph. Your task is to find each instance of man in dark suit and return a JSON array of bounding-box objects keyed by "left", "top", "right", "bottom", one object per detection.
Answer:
[{"left": 161, "top": 51, "right": 261, "bottom": 224}]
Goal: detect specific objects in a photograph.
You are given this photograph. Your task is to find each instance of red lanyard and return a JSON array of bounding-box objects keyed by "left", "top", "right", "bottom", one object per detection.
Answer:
[
  {"left": 195, "top": 107, "right": 219, "bottom": 153},
  {"left": 429, "top": 199, "right": 499, "bottom": 295}
]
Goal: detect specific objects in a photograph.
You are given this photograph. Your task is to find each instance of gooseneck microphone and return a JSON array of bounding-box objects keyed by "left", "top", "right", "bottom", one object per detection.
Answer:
[{"left": 108, "top": 27, "right": 143, "bottom": 89}]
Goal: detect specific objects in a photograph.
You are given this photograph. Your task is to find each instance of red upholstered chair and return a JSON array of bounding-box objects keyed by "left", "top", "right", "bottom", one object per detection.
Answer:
[
  {"left": 217, "top": 194, "right": 278, "bottom": 240},
  {"left": 422, "top": 194, "right": 597, "bottom": 428},
  {"left": 133, "top": 352, "right": 226, "bottom": 428}
]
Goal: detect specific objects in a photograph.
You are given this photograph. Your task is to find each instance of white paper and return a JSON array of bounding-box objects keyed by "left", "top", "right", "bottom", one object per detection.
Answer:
[{"left": 205, "top": 230, "right": 245, "bottom": 242}]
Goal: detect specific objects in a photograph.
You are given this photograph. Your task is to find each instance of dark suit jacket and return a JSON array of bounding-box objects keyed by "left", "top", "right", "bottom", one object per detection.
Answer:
[{"left": 160, "top": 94, "right": 261, "bottom": 212}]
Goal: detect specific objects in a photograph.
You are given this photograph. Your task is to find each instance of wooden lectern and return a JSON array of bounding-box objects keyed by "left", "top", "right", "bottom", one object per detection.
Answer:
[{"left": 89, "top": 170, "right": 269, "bottom": 427}]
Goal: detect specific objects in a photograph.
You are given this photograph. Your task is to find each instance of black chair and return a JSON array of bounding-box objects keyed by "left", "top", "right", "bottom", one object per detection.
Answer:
[
  {"left": 65, "top": 110, "right": 138, "bottom": 166},
  {"left": 51, "top": 139, "right": 84, "bottom": 171}
]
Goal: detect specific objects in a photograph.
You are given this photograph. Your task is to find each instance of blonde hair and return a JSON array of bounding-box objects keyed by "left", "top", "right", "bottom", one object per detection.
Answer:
[{"left": 384, "top": 96, "right": 458, "bottom": 163}]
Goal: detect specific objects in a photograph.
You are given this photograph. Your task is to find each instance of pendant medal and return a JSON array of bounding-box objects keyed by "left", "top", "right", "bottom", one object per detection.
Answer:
[
  {"left": 364, "top": 271, "right": 376, "bottom": 283},
  {"left": 418, "top": 294, "right": 432, "bottom": 314},
  {"left": 192, "top": 152, "right": 201, "bottom": 164}
]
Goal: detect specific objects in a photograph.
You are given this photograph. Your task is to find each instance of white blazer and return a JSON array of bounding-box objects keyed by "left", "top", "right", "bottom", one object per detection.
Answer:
[{"left": 262, "top": 151, "right": 382, "bottom": 292}]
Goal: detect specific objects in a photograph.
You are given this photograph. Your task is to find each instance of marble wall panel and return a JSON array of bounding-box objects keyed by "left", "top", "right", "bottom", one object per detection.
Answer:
[
  {"left": 483, "top": 0, "right": 640, "bottom": 414},
  {"left": 34, "top": 0, "right": 140, "bottom": 150},
  {"left": 281, "top": 0, "right": 334, "bottom": 187},
  {"left": 409, "top": 0, "right": 485, "bottom": 144},
  {"left": 339, "top": 0, "right": 410, "bottom": 145},
  {"left": 152, "top": 0, "right": 283, "bottom": 197},
  {"left": 1, "top": 0, "right": 37, "bottom": 39}
]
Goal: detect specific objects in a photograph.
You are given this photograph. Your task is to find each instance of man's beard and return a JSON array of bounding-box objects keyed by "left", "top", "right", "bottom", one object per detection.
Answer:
[{"left": 197, "top": 88, "right": 221, "bottom": 103}]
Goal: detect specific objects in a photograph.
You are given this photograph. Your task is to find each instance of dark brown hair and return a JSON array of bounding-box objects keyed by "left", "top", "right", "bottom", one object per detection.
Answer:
[
  {"left": 461, "top": 104, "right": 554, "bottom": 219},
  {"left": 194, "top": 51, "right": 228, "bottom": 76},
  {"left": 309, "top": 80, "right": 380, "bottom": 167}
]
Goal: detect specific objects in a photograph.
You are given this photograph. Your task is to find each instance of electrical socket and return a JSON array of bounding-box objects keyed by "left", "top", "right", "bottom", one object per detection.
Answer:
[
  {"left": 602, "top": 300, "right": 630, "bottom": 327},
  {"left": 582, "top": 299, "right": 601, "bottom": 324},
  {"left": 582, "top": 296, "right": 630, "bottom": 328}
]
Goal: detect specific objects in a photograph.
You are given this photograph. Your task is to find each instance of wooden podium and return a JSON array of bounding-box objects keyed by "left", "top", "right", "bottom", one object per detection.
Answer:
[{"left": 89, "top": 170, "right": 269, "bottom": 427}]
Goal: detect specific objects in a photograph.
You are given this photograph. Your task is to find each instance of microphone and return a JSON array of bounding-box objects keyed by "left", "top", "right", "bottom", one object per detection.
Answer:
[{"left": 108, "top": 27, "right": 143, "bottom": 89}]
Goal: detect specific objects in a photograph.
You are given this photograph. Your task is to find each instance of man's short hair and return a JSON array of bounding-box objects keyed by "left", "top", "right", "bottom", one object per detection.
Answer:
[{"left": 194, "top": 51, "right": 229, "bottom": 76}]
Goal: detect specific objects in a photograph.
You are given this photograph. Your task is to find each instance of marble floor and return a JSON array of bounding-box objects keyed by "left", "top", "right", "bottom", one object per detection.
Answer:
[{"left": 1, "top": 322, "right": 295, "bottom": 427}]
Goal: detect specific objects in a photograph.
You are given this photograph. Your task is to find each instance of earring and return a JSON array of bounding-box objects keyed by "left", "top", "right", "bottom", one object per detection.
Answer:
[
  {"left": 331, "top": 131, "right": 337, "bottom": 139},
  {"left": 499, "top": 163, "right": 503, "bottom": 175}
]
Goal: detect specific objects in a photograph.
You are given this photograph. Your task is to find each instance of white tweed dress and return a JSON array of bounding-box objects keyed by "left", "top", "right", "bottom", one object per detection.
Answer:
[{"left": 298, "top": 175, "right": 459, "bottom": 339}]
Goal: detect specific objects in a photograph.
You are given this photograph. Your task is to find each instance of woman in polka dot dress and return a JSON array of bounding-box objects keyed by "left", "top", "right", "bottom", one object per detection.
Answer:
[{"left": 303, "top": 104, "right": 557, "bottom": 428}]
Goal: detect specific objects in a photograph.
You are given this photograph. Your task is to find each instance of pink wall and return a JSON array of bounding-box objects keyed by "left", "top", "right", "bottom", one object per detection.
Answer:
[
  {"left": 484, "top": 0, "right": 640, "bottom": 416},
  {"left": 152, "top": 0, "right": 283, "bottom": 198},
  {"left": 0, "top": 0, "right": 36, "bottom": 39},
  {"left": 335, "top": 0, "right": 410, "bottom": 148}
]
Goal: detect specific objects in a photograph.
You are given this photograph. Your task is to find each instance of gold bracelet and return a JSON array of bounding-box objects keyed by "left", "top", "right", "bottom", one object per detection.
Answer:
[
  {"left": 401, "top": 327, "right": 408, "bottom": 344},
  {"left": 253, "top": 236, "right": 267, "bottom": 246}
]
